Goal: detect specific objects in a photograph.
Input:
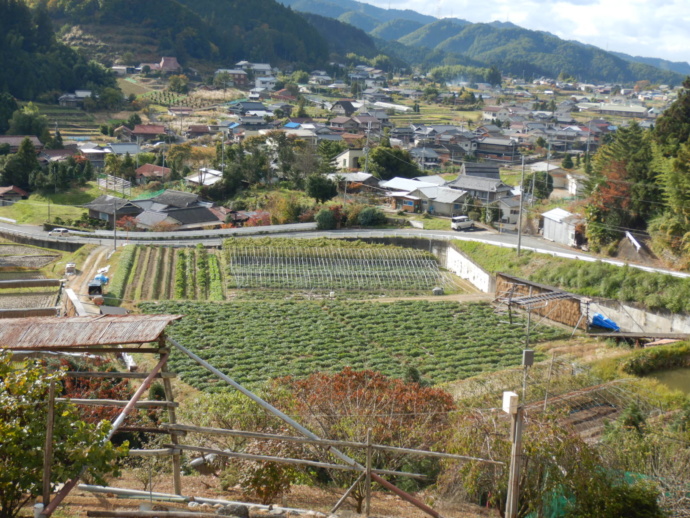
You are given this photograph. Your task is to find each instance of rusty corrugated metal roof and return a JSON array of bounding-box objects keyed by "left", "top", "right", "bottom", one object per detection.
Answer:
[{"left": 0, "top": 315, "right": 182, "bottom": 349}]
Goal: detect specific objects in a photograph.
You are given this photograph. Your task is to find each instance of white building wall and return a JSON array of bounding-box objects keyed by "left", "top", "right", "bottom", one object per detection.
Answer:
[{"left": 445, "top": 245, "right": 495, "bottom": 293}]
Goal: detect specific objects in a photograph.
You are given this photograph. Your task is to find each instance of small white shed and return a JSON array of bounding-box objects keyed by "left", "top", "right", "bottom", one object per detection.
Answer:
[{"left": 542, "top": 208, "right": 582, "bottom": 247}]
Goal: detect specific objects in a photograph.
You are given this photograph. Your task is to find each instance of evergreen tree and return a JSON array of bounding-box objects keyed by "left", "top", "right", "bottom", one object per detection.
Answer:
[{"left": 561, "top": 154, "right": 574, "bottom": 169}]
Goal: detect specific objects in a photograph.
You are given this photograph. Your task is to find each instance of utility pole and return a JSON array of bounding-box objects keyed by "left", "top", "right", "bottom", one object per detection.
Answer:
[
  {"left": 517, "top": 155, "right": 525, "bottom": 256},
  {"left": 113, "top": 197, "right": 117, "bottom": 252}
]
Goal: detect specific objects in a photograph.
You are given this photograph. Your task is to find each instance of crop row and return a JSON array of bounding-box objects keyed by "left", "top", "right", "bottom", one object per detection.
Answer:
[{"left": 140, "top": 300, "right": 567, "bottom": 390}]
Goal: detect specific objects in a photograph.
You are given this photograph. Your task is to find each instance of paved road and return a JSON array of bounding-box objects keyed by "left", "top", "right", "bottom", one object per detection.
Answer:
[{"left": 2, "top": 221, "right": 688, "bottom": 279}]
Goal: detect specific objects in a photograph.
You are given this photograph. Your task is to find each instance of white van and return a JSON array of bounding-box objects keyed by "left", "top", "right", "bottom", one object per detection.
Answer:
[
  {"left": 48, "top": 228, "right": 70, "bottom": 237},
  {"left": 451, "top": 216, "right": 474, "bottom": 231}
]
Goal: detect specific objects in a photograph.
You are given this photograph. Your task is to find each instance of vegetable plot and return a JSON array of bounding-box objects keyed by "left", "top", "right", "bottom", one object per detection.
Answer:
[
  {"left": 224, "top": 245, "right": 451, "bottom": 292},
  {"left": 140, "top": 300, "right": 567, "bottom": 390}
]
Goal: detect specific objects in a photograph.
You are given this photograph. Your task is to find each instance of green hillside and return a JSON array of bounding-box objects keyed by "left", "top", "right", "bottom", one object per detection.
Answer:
[
  {"left": 0, "top": 0, "right": 116, "bottom": 100},
  {"left": 337, "top": 10, "right": 380, "bottom": 33},
  {"left": 398, "top": 19, "right": 471, "bottom": 49},
  {"left": 279, "top": 0, "right": 436, "bottom": 25},
  {"left": 300, "top": 12, "right": 379, "bottom": 59},
  {"left": 30, "top": 0, "right": 329, "bottom": 68},
  {"left": 370, "top": 19, "right": 424, "bottom": 40}
]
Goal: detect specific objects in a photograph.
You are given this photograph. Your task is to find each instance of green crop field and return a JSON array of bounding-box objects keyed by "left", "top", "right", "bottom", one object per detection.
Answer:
[
  {"left": 140, "top": 300, "right": 566, "bottom": 390},
  {"left": 108, "top": 239, "right": 460, "bottom": 303}
]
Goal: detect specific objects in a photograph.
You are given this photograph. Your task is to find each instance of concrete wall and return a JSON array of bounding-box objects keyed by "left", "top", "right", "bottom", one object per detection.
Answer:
[
  {"left": 0, "top": 230, "right": 83, "bottom": 252},
  {"left": 590, "top": 299, "right": 690, "bottom": 334},
  {"left": 446, "top": 244, "right": 495, "bottom": 293}
]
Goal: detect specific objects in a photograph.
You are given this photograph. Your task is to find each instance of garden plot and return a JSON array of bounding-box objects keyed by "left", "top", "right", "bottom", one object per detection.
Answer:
[
  {"left": 0, "top": 289, "right": 59, "bottom": 309},
  {"left": 140, "top": 300, "right": 567, "bottom": 390},
  {"left": 0, "top": 244, "right": 60, "bottom": 268},
  {"left": 224, "top": 245, "right": 452, "bottom": 292}
]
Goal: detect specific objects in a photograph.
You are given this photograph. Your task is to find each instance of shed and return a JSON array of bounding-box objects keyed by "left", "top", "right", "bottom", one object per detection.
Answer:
[{"left": 542, "top": 208, "right": 583, "bottom": 247}]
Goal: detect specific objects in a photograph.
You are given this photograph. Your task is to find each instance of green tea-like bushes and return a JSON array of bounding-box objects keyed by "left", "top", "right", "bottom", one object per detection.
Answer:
[
  {"left": 174, "top": 250, "right": 187, "bottom": 299},
  {"left": 105, "top": 245, "right": 137, "bottom": 304}
]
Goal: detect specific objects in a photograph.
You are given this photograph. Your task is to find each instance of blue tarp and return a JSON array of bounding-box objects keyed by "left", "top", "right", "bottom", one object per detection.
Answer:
[
  {"left": 94, "top": 274, "right": 109, "bottom": 284},
  {"left": 591, "top": 313, "right": 620, "bottom": 332}
]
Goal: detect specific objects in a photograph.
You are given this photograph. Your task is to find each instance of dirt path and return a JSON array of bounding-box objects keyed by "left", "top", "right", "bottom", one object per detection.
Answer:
[{"left": 65, "top": 245, "right": 110, "bottom": 315}]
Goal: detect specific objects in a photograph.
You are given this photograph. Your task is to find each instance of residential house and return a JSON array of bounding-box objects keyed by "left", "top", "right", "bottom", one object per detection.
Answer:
[
  {"left": 0, "top": 135, "right": 43, "bottom": 154},
  {"left": 352, "top": 116, "right": 381, "bottom": 133},
  {"left": 331, "top": 100, "right": 356, "bottom": 117},
  {"left": 229, "top": 101, "right": 267, "bottom": 115},
  {"left": 0, "top": 185, "right": 28, "bottom": 202},
  {"left": 256, "top": 76, "right": 277, "bottom": 90},
  {"left": 214, "top": 69, "right": 249, "bottom": 87},
  {"left": 329, "top": 117, "right": 359, "bottom": 133},
  {"left": 595, "top": 104, "right": 649, "bottom": 118},
  {"left": 135, "top": 164, "right": 171, "bottom": 184},
  {"left": 39, "top": 148, "right": 77, "bottom": 164},
  {"left": 108, "top": 143, "right": 141, "bottom": 156},
  {"left": 58, "top": 90, "right": 92, "bottom": 107},
  {"left": 475, "top": 137, "right": 519, "bottom": 162},
  {"left": 83, "top": 195, "right": 143, "bottom": 225},
  {"left": 407, "top": 186, "right": 467, "bottom": 217},
  {"left": 159, "top": 57, "right": 182, "bottom": 74},
  {"left": 541, "top": 208, "right": 583, "bottom": 247},
  {"left": 326, "top": 172, "right": 379, "bottom": 191},
  {"left": 131, "top": 124, "right": 167, "bottom": 142},
  {"left": 498, "top": 196, "right": 521, "bottom": 224},
  {"left": 461, "top": 163, "right": 501, "bottom": 179},
  {"left": 379, "top": 177, "right": 439, "bottom": 213},
  {"left": 410, "top": 147, "right": 441, "bottom": 170},
  {"left": 447, "top": 175, "right": 512, "bottom": 204},
  {"left": 185, "top": 168, "right": 223, "bottom": 187},
  {"left": 186, "top": 125, "right": 212, "bottom": 138},
  {"left": 332, "top": 149, "right": 366, "bottom": 171}
]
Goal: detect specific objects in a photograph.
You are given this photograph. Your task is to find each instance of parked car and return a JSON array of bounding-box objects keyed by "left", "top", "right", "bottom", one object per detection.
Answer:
[
  {"left": 451, "top": 216, "right": 474, "bottom": 231},
  {"left": 48, "top": 228, "right": 70, "bottom": 236}
]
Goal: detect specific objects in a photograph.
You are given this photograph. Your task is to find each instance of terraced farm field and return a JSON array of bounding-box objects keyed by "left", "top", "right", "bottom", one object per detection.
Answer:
[
  {"left": 140, "top": 300, "right": 566, "bottom": 389},
  {"left": 36, "top": 104, "right": 101, "bottom": 140},
  {"left": 112, "top": 239, "right": 457, "bottom": 303}
]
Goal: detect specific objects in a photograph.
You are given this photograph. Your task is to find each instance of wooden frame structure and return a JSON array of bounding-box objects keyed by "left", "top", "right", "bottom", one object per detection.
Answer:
[{"left": 1, "top": 315, "right": 503, "bottom": 518}]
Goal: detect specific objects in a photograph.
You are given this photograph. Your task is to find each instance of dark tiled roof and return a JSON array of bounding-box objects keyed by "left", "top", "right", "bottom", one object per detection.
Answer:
[
  {"left": 149, "top": 190, "right": 200, "bottom": 209},
  {"left": 84, "top": 195, "right": 141, "bottom": 215},
  {"left": 167, "top": 207, "right": 221, "bottom": 226}
]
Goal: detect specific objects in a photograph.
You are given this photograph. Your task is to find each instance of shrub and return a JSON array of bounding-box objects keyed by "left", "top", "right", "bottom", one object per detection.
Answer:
[
  {"left": 357, "top": 207, "right": 386, "bottom": 227},
  {"left": 315, "top": 208, "right": 337, "bottom": 230}
]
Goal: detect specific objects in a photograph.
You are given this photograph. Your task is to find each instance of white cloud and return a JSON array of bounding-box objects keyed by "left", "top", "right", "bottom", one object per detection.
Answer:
[{"left": 364, "top": 0, "right": 690, "bottom": 63}]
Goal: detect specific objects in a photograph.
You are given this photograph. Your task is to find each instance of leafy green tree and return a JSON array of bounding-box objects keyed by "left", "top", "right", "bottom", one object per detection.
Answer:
[
  {"left": 561, "top": 154, "right": 574, "bottom": 169},
  {"left": 213, "top": 71, "right": 232, "bottom": 90},
  {"left": 7, "top": 103, "right": 48, "bottom": 139},
  {"left": 654, "top": 77, "right": 690, "bottom": 154},
  {"left": 1, "top": 137, "right": 40, "bottom": 190},
  {"left": 315, "top": 207, "right": 337, "bottom": 230},
  {"left": 486, "top": 66, "right": 502, "bottom": 87},
  {"left": 0, "top": 93, "right": 18, "bottom": 135},
  {"left": 306, "top": 174, "right": 337, "bottom": 204},
  {"left": 168, "top": 74, "right": 189, "bottom": 94},
  {"left": 368, "top": 146, "right": 420, "bottom": 180},
  {"left": 0, "top": 352, "right": 127, "bottom": 518},
  {"left": 522, "top": 170, "right": 553, "bottom": 200}
]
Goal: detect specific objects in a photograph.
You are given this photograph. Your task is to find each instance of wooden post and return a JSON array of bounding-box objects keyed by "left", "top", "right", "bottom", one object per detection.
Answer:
[
  {"left": 365, "top": 428, "right": 372, "bottom": 517},
  {"left": 505, "top": 407, "right": 524, "bottom": 518},
  {"left": 42, "top": 380, "right": 56, "bottom": 506},
  {"left": 160, "top": 337, "right": 182, "bottom": 495}
]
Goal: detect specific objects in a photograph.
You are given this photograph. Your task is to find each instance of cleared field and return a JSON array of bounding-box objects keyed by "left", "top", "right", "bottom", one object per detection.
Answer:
[
  {"left": 0, "top": 244, "right": 60, "bottom": 268},
  {"left": 140, "top": 300, "right": 566, "bottom": 389},
  {"left": 0, "top": 290, "right": 59, "bottom": 309}
]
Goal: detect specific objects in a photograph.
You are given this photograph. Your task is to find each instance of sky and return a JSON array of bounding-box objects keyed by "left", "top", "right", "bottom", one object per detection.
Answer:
[{"left": 364, "top": 0, "right": 690, "bottom": 64}]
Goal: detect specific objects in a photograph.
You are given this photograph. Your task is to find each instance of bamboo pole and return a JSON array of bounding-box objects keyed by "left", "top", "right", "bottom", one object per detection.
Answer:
[
  {"left": 168, "top": 444, "right": 427, "bottom": 479},
  {"left": 42, "top": 380, "right": 56, "bottom": 506},
  {"left": 163, "top": 424, "right": 504, "bottom": 465},
  {"left": 64, "top": 372, "right": 177, "bottom": 379},
  {"left": 55, "top": 399, "right": 178, "bottom": 409},
  {"left": 365, "top": 429, "right": 372, "bottom": 517},
  {"left": 160, "top": 336, "right": 182, "bottom": 495},
  {"left": 169, "top": 339, "right": 443, "bottom": 518},
  {"left": 41, "top": 353, "right": 170, "bottom": 518},
  {"left": 88, "top": 512, "right": 220, "bottom": 518},
  {"left": 330, "top": 474, "right": 364, "bottom": 513}
]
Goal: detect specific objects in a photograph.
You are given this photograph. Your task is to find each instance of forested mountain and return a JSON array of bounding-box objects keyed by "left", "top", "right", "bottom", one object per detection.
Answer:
[
  {"left": 369, "top": 19, "right": 424, "bottom": 41},
  {"left": 279, "top": 0, "right": 436, "bottom": 25},
  {"left": 28, "top": 0, "right": 329, "bottom": 68},
  {"left": 0, "top": 0, "right": 116, "bottom": 100},
  {"left": 611, "top": 52, "right": 690, "bottom": 78},
  {"left": 279, "top": 0, "right": 687, "bottom": 84},
  {"left": 299, "top": 13, "right": 379, "bottom": 59}
]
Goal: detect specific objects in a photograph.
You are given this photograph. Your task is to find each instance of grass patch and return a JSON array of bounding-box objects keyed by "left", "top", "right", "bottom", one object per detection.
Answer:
[{"left": 454, "top": 240, "right": 690, "bottom": 314}]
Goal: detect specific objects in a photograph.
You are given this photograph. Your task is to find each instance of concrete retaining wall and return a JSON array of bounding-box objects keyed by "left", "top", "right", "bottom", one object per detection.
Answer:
[
  {"left": 445, "top": 244, "right": 495, "bottom": 293},
  {"left": 590, "top": 299, "right": 690, "bottom": 334}
]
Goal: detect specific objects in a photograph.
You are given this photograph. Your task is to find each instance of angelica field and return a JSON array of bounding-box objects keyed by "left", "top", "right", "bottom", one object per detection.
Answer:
[{"left": 140, "top": 300, "right": 567, "bottom": 390}]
